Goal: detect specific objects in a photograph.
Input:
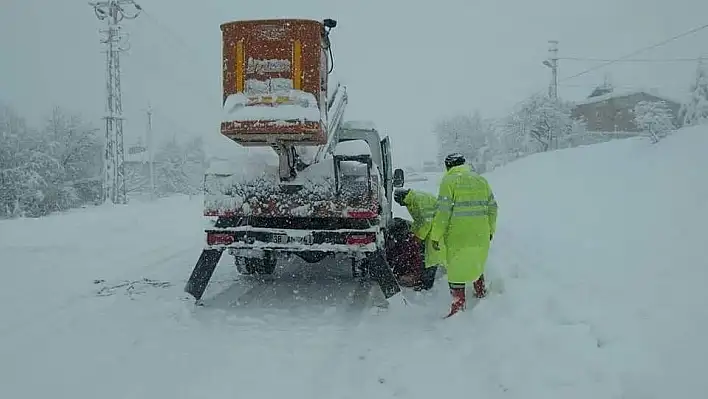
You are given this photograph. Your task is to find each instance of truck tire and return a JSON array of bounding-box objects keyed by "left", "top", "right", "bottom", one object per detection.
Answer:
[{"left": 235, "top": 253, "right": 277, "bottom": 275}]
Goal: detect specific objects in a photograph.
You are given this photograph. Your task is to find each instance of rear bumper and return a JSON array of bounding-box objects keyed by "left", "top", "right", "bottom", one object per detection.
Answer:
[{"left": 204, "top": 226, "right": 384, "bottom": 253}]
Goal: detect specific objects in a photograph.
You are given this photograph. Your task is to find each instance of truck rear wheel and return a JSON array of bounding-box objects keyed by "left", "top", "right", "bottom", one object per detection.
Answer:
[{"left": 235, "top": 252, "right": 277, "bottom": 275}]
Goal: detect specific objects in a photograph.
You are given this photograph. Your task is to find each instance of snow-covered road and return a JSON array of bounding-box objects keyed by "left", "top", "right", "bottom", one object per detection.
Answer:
[
  {"left": 0, "top": 195, "right": 398, "bottom": 398},
  {"left": 2, "top": 126, "right": 708, "bottom": 398}
]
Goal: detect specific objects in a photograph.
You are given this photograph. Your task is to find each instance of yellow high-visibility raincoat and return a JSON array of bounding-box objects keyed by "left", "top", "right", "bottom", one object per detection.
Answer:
[
  {"left": 402, "top": 190, "right": 446, "bottom": 268},
  {"left": 429, "top": 164, "right": 498, "bottom": 284}
]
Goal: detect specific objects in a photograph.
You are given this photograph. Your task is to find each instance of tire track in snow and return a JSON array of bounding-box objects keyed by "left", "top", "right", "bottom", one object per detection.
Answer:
[
  {"left": 302, "top": 280, "right": 379, "bottom": 399},
  {"left": 196, "top": 255, "right": 374, "bottom": 328}
]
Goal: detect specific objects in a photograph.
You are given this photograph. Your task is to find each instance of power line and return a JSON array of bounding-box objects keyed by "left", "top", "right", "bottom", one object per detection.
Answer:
[
  {"left": 559, "top": 83, "right": 679, "bottom": 90},
  {"left": 559, "top": 21, "right": 708, "bottom": 82},
  {"left": 561, "top": 56, "right": 703, "bottom": 63},
  {"left": 138, "top": 8, "right": 202, "bottom": 56},
  {"left": 99, "top": 2, "right": 219, "bottom": 122},
  {"left": 131, "top": 5, "right": 219, "bottom": 107}
]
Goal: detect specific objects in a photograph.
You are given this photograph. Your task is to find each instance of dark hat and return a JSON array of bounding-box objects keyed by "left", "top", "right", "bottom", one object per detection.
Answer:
[{"left": 444, "top": 153, "right": 466, "bottom": 169}]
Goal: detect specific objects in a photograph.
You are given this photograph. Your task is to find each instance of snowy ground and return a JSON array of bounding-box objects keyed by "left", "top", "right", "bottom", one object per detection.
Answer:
[{"left": 2, "top": 126, "right": 708, "bottom": 398}]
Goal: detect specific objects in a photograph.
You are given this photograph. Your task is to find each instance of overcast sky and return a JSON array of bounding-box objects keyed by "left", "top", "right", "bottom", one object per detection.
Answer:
[{"left": 2, "top": 0, "right": 708, "bottom": 166}]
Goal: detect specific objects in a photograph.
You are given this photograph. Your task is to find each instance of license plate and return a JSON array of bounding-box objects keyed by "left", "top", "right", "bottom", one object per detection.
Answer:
[
  {"left": 271, "top": 233, "right": 288, "bottom": 244},
  {"left": 271, "top": 233, "right": 313, "bottom": 245},
  {"left": 295, "top": 235, "right": 314, "bottom": 245}
]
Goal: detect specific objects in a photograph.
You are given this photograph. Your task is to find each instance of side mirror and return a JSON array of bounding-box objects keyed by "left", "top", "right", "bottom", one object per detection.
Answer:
[
  {"left": 323, "top": 19, "right": 337, "bottom": 29},
  {"left": 393, "top": 168, "right": 404, "bottom": 188}
]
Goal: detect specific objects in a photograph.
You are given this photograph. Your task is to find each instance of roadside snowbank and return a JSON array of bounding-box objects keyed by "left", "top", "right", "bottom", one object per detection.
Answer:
[{"left": 389, "top": 126, "right": 708, "bottom": 397}]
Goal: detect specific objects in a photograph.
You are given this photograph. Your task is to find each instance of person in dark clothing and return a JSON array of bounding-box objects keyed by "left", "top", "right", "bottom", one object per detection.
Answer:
[
  {"left": 393, "top": 188, "right": 443, "bottom": 291},
  {"left": 385, "top": 217, "right": 425, "bottom": 288}
]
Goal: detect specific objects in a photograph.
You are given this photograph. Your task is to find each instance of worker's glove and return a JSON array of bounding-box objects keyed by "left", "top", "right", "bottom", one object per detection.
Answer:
[{"left": 432, "top": 240, "right": 440, "bottom": 251}]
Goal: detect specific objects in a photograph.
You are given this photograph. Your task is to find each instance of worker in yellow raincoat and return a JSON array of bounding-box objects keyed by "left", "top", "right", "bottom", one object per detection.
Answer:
[
  {"left": 393, "top": 188, "right": 446, "bottom": 290},
  {"left": 429, "top": 153, "right": 498, "bottom": 317}
]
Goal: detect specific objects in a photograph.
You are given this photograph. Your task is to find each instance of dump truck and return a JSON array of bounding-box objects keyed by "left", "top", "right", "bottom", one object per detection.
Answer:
[{"left": 184, "top": 18, "right": 407, "bottom": 303}]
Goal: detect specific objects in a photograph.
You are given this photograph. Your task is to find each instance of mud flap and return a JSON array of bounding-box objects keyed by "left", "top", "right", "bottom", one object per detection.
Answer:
[
  {"left": 184, "top": 249, "right": 224, "bottom": 301},
  {"left": 367, "top": 251, "right": 402, "bottom": 299}
]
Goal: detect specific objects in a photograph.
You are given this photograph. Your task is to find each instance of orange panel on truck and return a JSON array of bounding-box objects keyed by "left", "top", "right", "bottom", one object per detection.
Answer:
[{"left": 220, "top": 19, "right": 328, "bottom": 145}]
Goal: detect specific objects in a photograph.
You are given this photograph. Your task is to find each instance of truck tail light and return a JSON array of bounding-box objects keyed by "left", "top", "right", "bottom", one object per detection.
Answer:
[
  {"left": 346, "top": 209, "right": 377, "bottom": 219},
  {"left": 346, "top": 234, "right": 375, "bottom": 245},
  {"left": 207, "top": 232, "right": 234, "bottom": 246}
]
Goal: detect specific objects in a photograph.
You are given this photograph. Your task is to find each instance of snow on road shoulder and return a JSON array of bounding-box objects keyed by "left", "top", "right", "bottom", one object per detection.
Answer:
[
  {"left": 0, "top": 195, "right": 206, "bottom": 333},
  {"left": 483, "top": 126, "right": 708, "bottom": 397}
]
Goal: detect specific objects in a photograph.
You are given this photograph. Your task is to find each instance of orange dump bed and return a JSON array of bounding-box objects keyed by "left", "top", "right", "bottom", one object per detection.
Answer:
[{"left": 220, "top": 19, "right": 329, "bottom": 145}]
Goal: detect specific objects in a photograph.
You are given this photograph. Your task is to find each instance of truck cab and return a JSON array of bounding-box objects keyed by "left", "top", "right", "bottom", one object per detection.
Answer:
[{"left": 336, "top": 120, "right": 398, "bottom": 226}]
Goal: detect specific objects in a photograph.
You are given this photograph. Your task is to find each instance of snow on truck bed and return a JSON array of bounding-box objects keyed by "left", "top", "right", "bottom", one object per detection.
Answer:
[
  {"left": 2, "top": 125, "right": 708, "bottom": 398},
  {"left": 204, "top": 139, "right": 380, "bottom": 216}
]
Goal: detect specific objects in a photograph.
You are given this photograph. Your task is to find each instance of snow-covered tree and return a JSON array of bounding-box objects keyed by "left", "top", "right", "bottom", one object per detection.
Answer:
[
  {"left": 432, "top": 94, "right": 588, "bottom": 173},
  {"left": 429, "top": 90, "right": 640, "bottom": 174},
  {"left": 466, "top": 112, "right": 497, "bottom": 173},
  {"left": 527, "top": 95, "right": 574, "bottom": 151},
  {"left": 38, "top": 107, "right": 102, "bottom": 212},
  {"left": 0, "top": 104, "right": 102, "bottom": 218},
  {"left": 42, "top": 107, "right": 102, "bottom": 185},
  {"left": 0, "top": 104, "right": 59, "bottom": 217},
  {"left": 433, "top": 111, "right": 497, "bottom": 172},
  {"left": 183, "top": 136, "right": 208, "bottom": 192},
  {"left": 434, "top": 114, "right": 467, "bottom": 165},
  {"left": 678, "top": 59, "right": 708, "bottom": 126},
  {"left": 502, "top": 93, "right": 576, "bottom": 153},
  {"left": 153, "top": 136, "right": 208, "bottom": 196},
  {"left": 634, "top": 100, "right": 676, "bottom": 143},
  {"left": 155, "top": 137, "right": 191, "bottom": 195},
  {"left": 498, "top": 104, "right": 533, "bottom": 157}
]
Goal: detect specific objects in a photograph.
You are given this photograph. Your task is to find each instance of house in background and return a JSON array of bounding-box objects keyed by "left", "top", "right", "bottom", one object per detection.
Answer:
[{"left": 571, "top": 89, "right": 682, "bottom": 132}]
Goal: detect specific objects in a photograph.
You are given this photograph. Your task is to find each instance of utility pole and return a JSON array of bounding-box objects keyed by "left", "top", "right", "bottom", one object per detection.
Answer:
[
  {"left": 89, "top": 0, "right": 142, "bottom": 204},
  {"left": 543, "top": 40, "right": 559, "bottom": 100},
  {"left": 146, "top": 103, "right": 155, "bottom": 199}
]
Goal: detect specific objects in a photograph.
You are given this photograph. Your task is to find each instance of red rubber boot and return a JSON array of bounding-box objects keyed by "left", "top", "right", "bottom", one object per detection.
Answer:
[
  {"left": 445, "top": 286, "right": 466, "bottom": 318},
  {"left": 473, "top": 274, "right": 487, "bottom": 299}
]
